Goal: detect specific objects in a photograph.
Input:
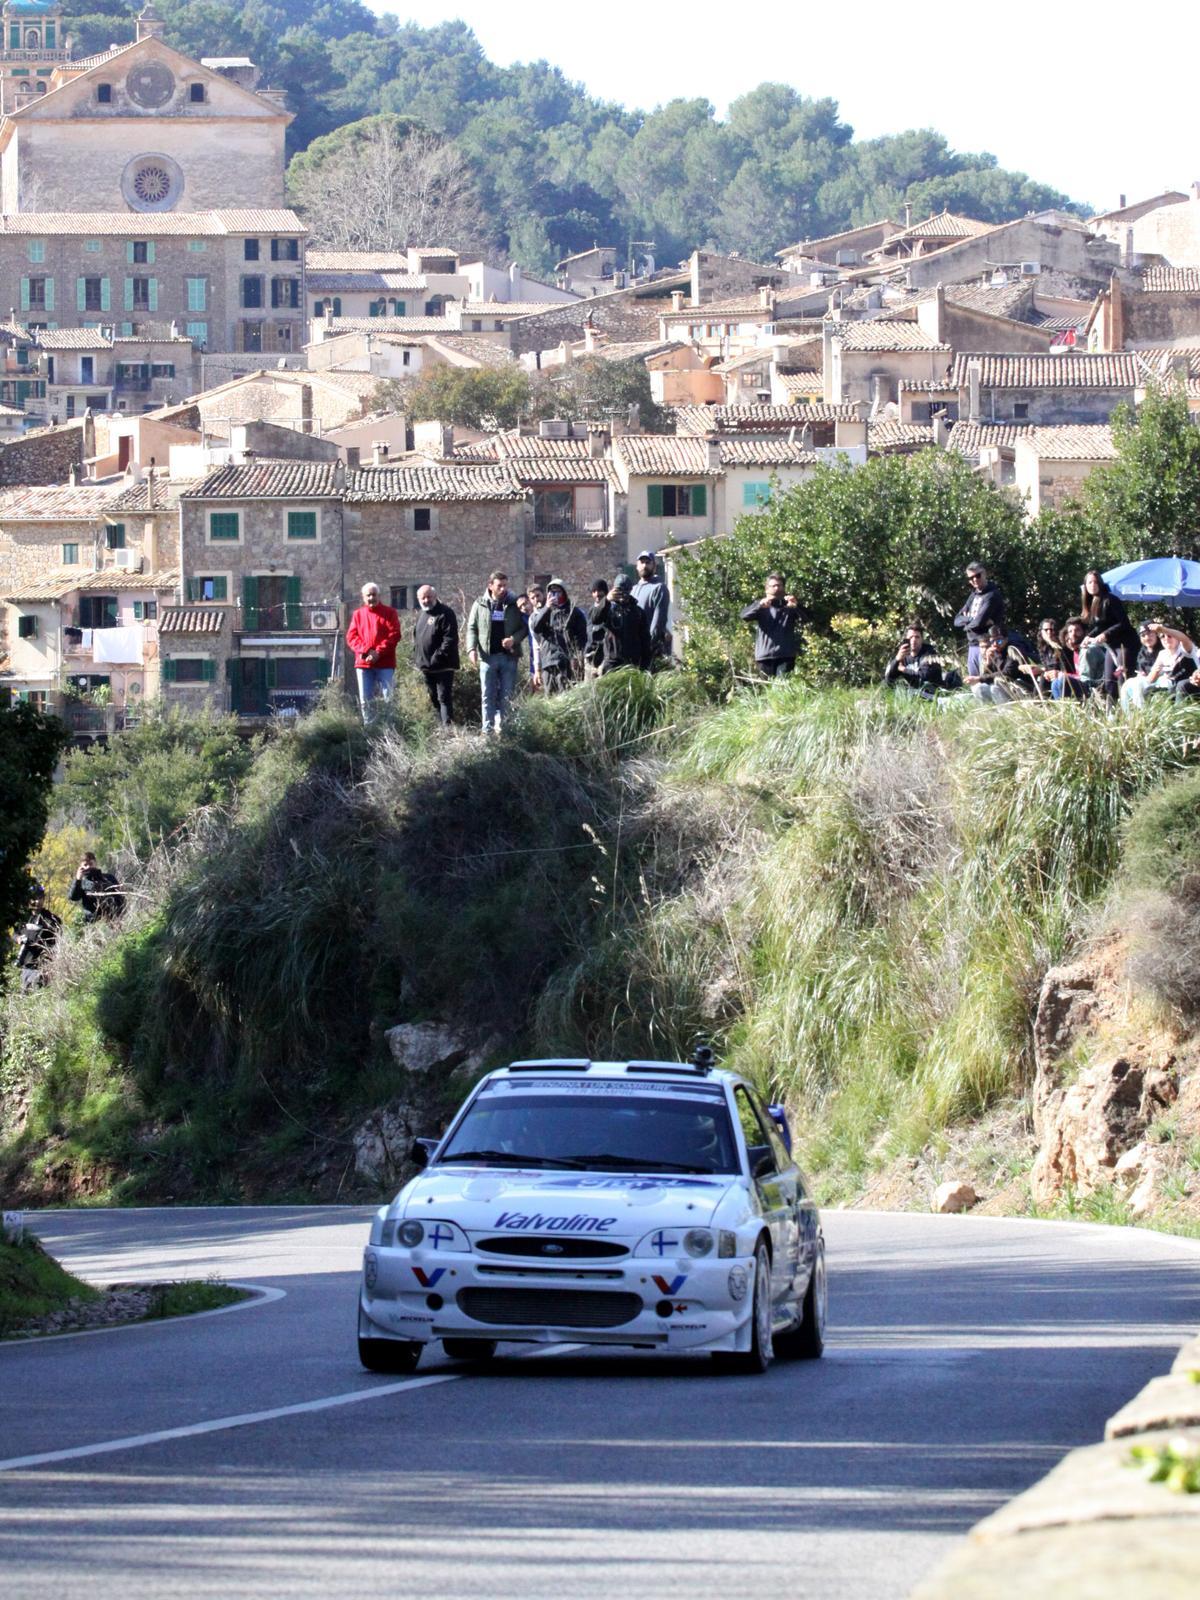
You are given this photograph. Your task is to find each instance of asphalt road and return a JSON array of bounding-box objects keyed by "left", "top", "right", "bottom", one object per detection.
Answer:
[{"left": 1, "top": 1207, "right": 1197, "bottom": 1600}]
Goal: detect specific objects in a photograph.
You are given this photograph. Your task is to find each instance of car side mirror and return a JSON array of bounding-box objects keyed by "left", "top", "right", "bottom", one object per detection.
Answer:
[
  {"left": 409, "top": 1138, "right": 438, "bottom": 1169},
  {"left": 748, "top": 1145, "right": 774, "bottom": 1180},
  {"left": 767, "top": 1103, "right": 793, "bottom": 1154}
]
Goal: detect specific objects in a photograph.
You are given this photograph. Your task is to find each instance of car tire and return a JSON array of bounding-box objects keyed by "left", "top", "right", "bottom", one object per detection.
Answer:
[
  {"left": 715, "top": 1240, "right": 772, "bottom": 1375},
  {"left": 442, "top": 1338, "right": 498, "bottom": 1362},
  {"left": 358, "top": 1336, "right": 422, "bottom": 1374},
  {"left": 775, "top": 1239, "right": 826, "bottom": 1361}
]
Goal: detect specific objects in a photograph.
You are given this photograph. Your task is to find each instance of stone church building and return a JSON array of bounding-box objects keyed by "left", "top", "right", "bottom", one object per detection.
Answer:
[{"left": 0, "top": 2, "right": 306, "bottom": 354}]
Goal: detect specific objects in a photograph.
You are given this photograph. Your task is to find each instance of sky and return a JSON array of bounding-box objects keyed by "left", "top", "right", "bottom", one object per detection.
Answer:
[{"left": 365, "top": 0, "right": 1199, "bottom": 214}]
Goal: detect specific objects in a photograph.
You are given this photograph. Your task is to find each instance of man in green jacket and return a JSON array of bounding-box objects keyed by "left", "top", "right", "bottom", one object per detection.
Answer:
[{"left": 465, "top": 570, "right": 525, "bottom": 732}]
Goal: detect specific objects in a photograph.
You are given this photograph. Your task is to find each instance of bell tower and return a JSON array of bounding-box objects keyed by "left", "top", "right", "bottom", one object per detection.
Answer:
[{"left": 0, "top": 2, "right": 70, "bottom": 115}]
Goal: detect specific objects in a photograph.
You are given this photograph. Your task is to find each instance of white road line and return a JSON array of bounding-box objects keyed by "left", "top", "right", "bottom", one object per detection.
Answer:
[
  {"left": 0, "top": 1283, "right": 286, "bottom": 1352},
  {"left": 0, "top": 1370, "right": 461, "bottom": 1473}
]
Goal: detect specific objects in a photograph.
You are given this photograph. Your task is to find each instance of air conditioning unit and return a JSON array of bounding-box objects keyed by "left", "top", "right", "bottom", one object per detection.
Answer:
[
  {"left": 1020, "top": 261, "right": 1041, "bottom": 275},
  {"left": 538, "top": 418, "right": 571, "bottom": 439},
  {"left": 309, "top": 608, "right": 338, "bottom": 630},
  {"left": 114, "top": 550, "right": 142, "bottom": 571}
]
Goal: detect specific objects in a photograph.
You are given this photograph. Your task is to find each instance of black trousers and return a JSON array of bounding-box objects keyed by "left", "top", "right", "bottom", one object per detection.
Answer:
[
  {"left": 759, "top": 657, "right": 794, "bottom": 678},
  {"left": 422, "top": 670, "right": 454, "bottom": 725}
]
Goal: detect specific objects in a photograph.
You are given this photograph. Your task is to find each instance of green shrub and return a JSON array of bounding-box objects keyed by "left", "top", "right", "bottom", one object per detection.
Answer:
[{"left": 1120, "top": 766, "right": 1200, "bottom": 899}]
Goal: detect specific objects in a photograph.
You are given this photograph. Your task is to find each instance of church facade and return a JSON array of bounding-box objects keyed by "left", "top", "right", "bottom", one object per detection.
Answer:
[{"left": 0, "top": 3, "right": 307, "bottom": 357}]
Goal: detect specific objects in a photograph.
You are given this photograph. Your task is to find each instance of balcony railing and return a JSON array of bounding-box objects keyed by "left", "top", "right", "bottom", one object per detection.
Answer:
[
  {"left": 59, "top": 704, "right": 139, "bottom": 736},
  {"left": 533, "top": 512, "right": 610, "bottom": 536}
]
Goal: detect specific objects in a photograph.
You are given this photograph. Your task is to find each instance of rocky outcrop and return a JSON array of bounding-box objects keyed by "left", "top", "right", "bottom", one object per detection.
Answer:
[{"left": 1030, "top": 1053, "right": 1177, "bottom": 1203}]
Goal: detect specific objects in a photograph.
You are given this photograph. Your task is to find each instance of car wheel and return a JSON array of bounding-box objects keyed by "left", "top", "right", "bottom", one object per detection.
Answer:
[
  {"left": 358, "top": 1336, "right": 422, "bottom": 1374},
  {"left": 715, "top": 1240, "right": 772, "bottom": 1375},
  {"left": 442, "top": 1338, "right": 498, "bottom": 1362},
  {"left": 775, "top": 1239, "right": 826, "bottom": 1361}
]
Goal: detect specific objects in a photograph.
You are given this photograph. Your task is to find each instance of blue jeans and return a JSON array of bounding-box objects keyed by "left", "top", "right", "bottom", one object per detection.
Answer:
[
  {"left": 356, "top": 666, "right": 394, "bottom": 722},
  {"left": 479, "top": 651, "right": 518, "bottom": 732}
]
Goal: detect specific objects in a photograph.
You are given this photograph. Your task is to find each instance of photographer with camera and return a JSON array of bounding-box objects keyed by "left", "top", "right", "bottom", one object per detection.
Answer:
[
  {"left": 67, "top": 852, "right": 124, "bottom": 924},
  {"left": 883, "top": 622, "right": 945, "bottom": 693},
  {"left": 14, "top": 883, "right": 60, "bottom": 992}
]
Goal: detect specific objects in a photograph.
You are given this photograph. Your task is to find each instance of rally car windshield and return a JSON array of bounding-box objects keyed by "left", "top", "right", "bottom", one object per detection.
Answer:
[{"left": 437, "top": 1088, "right": 740, "bottom": 1175}]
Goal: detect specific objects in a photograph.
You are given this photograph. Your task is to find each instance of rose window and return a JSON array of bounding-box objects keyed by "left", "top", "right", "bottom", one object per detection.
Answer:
[{"left": 133, "top": 165, "right": 171, "bottom": 204}]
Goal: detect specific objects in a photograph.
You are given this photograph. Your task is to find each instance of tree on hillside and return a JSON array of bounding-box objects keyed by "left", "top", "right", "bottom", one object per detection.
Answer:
[
  {"left": 536, "top": 357, "right": 667, "bottom": 432},
  {"left": 0, "top": 702, "right": 68, "bottom": 938},
  {"left": 287, "top": 117, "right": 491, "bottom": 254},
  {"left": 675, "top": 450, "right": 1096, "bottom": 651},
  {"left": 1080, "top": 383, "right": 1200, "bottom": 561},
  {"left": 386, "top": 366, "right": 533, "bottom": 431}
]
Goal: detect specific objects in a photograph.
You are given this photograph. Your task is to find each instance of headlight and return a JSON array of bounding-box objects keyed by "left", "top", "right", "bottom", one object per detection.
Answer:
[
  {"left": 683, "top": 1229, "right": 714, "bottom": 1257},
  {"left": 397, "top": 1220, "right": 425, "bottom": 1247},
  {"left": 717, "top": 1230, "right": 737, "bottom": 1258}
]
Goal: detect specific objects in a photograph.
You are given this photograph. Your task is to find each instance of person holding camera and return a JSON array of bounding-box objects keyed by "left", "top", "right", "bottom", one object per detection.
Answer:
[
  {"left": 68, "top": 852, "right": 123, "bottom": 924},
  {"left": 883, "top": 622, "right": 944, "bottom": 693},
  {"left": 14, "top": 883, "right": 60, "bottom": 991},
  {"left": 741, "top": 573, "right": 803, "bottom": 679}
]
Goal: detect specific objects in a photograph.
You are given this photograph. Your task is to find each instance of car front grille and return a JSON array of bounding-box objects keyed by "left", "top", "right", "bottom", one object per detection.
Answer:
[
  {"left": 456, "top": 1287, "right": 643, "bottom": 1328},
  {"left": 475, "top": 1235, "right": 629, "bottom": 1259}
]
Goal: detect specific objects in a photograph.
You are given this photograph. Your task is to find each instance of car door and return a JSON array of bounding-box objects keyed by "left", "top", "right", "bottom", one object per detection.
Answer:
[{"left": 733, "top": 1085, "right": 793, "bottom": 1312}]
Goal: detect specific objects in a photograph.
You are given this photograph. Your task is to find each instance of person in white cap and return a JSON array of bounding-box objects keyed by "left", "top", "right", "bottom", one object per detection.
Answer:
[{"left": 631, "top": 550, "right": 670, "bottom": 663}]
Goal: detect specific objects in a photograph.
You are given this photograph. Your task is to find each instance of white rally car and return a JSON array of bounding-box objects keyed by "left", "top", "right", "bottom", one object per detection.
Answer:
[{"left": 357, "top": 1055, "right": 826, "bottom": 1375}]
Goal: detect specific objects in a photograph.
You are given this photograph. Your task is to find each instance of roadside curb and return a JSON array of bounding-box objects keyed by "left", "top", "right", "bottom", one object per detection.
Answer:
[
  {"left": 0, "top": 1282, "right": 286, "bottom": 1349},
  {"left": 911, "top": 1331, "right": 1200, "bottom": 1597}
]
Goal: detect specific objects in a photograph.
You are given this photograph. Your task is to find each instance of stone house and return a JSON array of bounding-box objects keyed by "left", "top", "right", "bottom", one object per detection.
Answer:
[
  {"left": 952, "top": 351, "right": 1143, "bottom": 425},
  {"left": 154, "top": 367, "right": 379, "bottom": 441},
  {"left": 893, "top": 215, "right": 1120, "bottom": 294},
  {"left": 866, "top": 211, "right": 994, "bottom": 263},
  {"left": 1012, "top": 425, "right": 1117, "bottom": 516},
  {"left": 35, "top": 325, "right": 198, "bottom": 422},
  {"left": 823, "top": 320, "right": 952, "bottom": 408},
  {"left": 776, "top": 218, "right": 902, "bottom": 271},
  {"left": 555, "top": 246, "right": 620, "bottom": 296},
  {"left": 2, "top": 563, "right": 176, "bottom": 723},
  {"left": 1087, "top": 268, "right": 1200, "bottom": 350},
  {"left": 0, "top": 410, "right": 85, "bottom": 482},
  {"left": 672, "top": 402, "right": 865, "bottom": 449},
  {"left": 0, "top": 479, "right": 122, "bottom": 618},
  {"left": 0, "top": 318, "right": 42, "bottom": 409}
]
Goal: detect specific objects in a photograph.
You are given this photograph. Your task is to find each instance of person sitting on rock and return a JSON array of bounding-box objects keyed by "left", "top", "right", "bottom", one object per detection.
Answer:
[{"left": 883, "top": 622, "right": 943, "bottom": 694}]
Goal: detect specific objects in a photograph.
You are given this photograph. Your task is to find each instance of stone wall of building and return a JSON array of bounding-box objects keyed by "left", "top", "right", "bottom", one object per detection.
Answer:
[
  {"left": 526, "top": 534, "right": 620, "bottom": 597},
  {"left": 179, "top": 495, "right": 346, "bottom": 617},
  {"left": 345, "top": 500, "right": 527, "bottom": 617},
  {"left": 906, "top": 221, "right": 1119, "bottom": 292},
  {"left": 0, "top": 418, "right": 85, "bottom": 485},
  {"left": 1122, "top": 293, "right": 1200, "bottom": 345},
  {"left": 688, "top": 251, "right": 799, "bottom": 305},
  {"left": 510, "top": 289, "right": 670, "bottom": 358}
]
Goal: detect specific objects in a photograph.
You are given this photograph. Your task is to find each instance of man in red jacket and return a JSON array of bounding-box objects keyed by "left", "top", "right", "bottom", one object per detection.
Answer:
[{"left": 345, "top": 581, "right": 401, "bottom": 722}]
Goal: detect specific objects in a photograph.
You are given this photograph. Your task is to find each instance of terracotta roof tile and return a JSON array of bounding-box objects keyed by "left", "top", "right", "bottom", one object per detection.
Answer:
[
  {"left": 106, "top": 478, "right": 200, "bottom": 512},
  {"left": 882, "top": 211, "right": 993, "bottom": 245},
  {"left": 184, "top": 462, "right": 341, "bottom": 500},
  {"left": 615, "top": 436, "right": 723, "bottom": 476},
  {"left": 718, "top": 440, "right": 820, "bottom": 466},
  {"left": 345, "top": 462, "right": 526, "bottom": 502},
  {"left": 946, "top": 422, "right": 1037, "bottom": 456},
  {"left": 832, "top": 320, "right": 951, "bottom": 352},
  {"left": 0, "top": 484, "right": 120, "bottom": 519},
  {"left": 36, "top": 329, "right": 112, "bottom": 350},
  {"left": 159, "top": 608, "right": 228, "bottom": 634},
  {"left": 950, "top": 352, "right": 1143, "bottom": 388},
  {"left": 306, "top": 252, "right": 420, "bottom": 272},
  {"left": 1014, "top": 425, "right": 1117, "bottom": 460},
  {"left": 326, "top": 317, "right": 457, "bottom": 335},
  {"left": 0, "top": 211, "right": 303, "bottom": 237},
  {"left": 1138, "top": 267, "right": 1200, "bottom": 293},
  {"left": 672, "top": 403, "right": 860, "bottom": 432},
  {"left": 868, "top": 421, "right": 936, "bottom": 453},
  {"left": 4, "top": 566, "right": 177, "bottom": 601}
]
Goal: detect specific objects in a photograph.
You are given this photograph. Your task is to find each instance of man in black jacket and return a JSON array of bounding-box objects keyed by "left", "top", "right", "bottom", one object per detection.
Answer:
[
  {"left": 591, "top": 574, "right": 650, "bottom": 673},
  {"left": 741, "top": 573, "right": 802, "bottom": 677},
  {"left": 68, "top": 853, "right": 123, "bottom": 923},
  {"left": 954, "top": 561, "right": 1006, "bottom": 677},
  {"left": 412, "top": 584, "right": 460, "bottom": 726},
  {"left": 883, "top": 623, "right": 944, "bottom": 693}
]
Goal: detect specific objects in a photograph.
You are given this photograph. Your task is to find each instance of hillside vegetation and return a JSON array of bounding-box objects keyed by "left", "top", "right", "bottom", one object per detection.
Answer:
[
  {"left": 4, "top": 672, "right": 1199, "bottom": 1209},
  {"left": 63, "top": 2, "right": 1079, "bottom": 269}
]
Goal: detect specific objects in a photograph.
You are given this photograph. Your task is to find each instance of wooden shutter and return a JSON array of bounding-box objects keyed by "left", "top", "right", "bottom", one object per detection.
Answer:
[
  {"left": 647, "top": 484, "right": 663, "bottom": 517},
  {"left": 185, "top": 577, "right": 198, "bottom": 601},
  {"left": 284, "top": 574, "right": 301, "bottom": 630},
  {"left": 225, "top": 657, "right": 240, "bottom": 713},
  {"left": 213, "top": 577, "right": 228, "bottom": 601},
  {"left": 313, "top": 657, "right": 330, "bottom": 682},
  {"left": 76, "top": 277, "right": 86, "bottom": 311},
  {"left": 264, "top": 657, "right": 278, "bottom": 689},
  {"left": 100, "top": 278, "right": 111, "bottom": 312},
  {"left": 692, "top": 483, "right": 707, "bottom": 517},
  {"left": 19, "top": 278, "right": 29, "bottom": 312},
  {"left": 124, "top": 278, "right": 134, "bottom": 311},
  {"left": 44, "top": 279, "right": 54, "bottom": 312},
  {"left": 201, "top": 658, "right": 216, "bottom": 683},
  {"left": 148, "top": 279, "right": 158, "bottom": 313},
  {"left": 161, "top": 657, "right": 176, "bottom": 683},
  {"left": 146, "top": 242, "right": 156, "bottom": 266},
  {"left": 242, "top": 575, "right": 259, "bottom": 629}
]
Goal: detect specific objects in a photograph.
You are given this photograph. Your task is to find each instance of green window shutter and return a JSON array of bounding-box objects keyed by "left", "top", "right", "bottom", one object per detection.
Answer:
[
  {"left": 202, "top": 658, "right": 216, "bottom": 683},
  {"left": 210, "top": 511, "right": 239, "bottom": 541},
  {"left": 313, "top": 657, "right": 330, "bottom": 682},
  {"left": 161, "top": 657, "right": 176, "bottom": 683},
  {"left": 225, "top": 657, "right": 241, "bottom": 713},
  {"left": 146, "top": 242, "right": 156, "bottom": 266},
  {"left": 647, "top": 484, "right": 663, "bottom": 517},
  {"left": 76, "top": 277, "right": 86, "bottom": 312},
  {"left": 100, "top": 278, "right": 111, "bottom": 312},
  {"left": 242, "top": 575, "right": 259, "bottom": 628},
  {"left": 147, "top": 279, "right": 158, "bottom": 313},
  {"left": 692, "top": 483, "right": 707, "bottom": 517},
  {"left": 264, "top": 657, "right": 278, "bottom": 689},
  {"left": 284, "top": 574, "right": 302, "bottom": 629},
  {"left": 213, "top": 576, "right": 228, "bottom": 601},
  {"left": 19, "top": 278, "right": 29, "bottom": 312},
  {"left": 126, "top": 243, "right": 135, "bottom": 266},
  {"left": 124, "top": 277, "right": 134, "bottom": 311},
  {"left": 132, "top": 600, "right": 144, "bottom": 620},
  {"left": 43, "top": 278, "right": 54, "bottom": 312},
  {"left": 287, "top": 510, "right": 316, "bottom": 540},
  {"left": 185, "top": 577, "right": 199, "bottom": 601}
]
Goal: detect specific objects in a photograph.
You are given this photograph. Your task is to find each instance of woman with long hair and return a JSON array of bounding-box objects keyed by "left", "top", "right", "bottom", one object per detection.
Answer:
[{"left": 1081, "top": 568, "right": 1139, "bottom": 701}]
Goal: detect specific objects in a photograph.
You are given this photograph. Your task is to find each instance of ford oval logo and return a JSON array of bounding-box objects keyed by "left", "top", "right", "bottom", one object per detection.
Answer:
[{"left": 541, "top": 1242, "right": 565, "bottom": 1255}]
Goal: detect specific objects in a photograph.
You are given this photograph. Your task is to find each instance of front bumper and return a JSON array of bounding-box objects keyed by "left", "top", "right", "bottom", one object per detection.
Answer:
[{"left": 358, "top": 1244, "right": 758, "bottom": 1353}]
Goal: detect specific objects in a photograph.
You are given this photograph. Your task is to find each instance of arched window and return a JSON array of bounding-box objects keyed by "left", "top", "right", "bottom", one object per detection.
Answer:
[{"left": 25, "top": 29, "right": 41, "bottom": 49}]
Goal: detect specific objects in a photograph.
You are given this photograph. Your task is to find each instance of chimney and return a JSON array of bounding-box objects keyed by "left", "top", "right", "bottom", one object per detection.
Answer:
[
  {"left": 583, "top": 323, "right": 598, "bottom": 354},
  {"left": 1194, "top": 181, "right": 1200, "bottom": 202},
  {"left": 798, "top": 424, "right": 814, "bottom": 450},
  {"left": 967, "top": 358, "right": 982, "bottom": 423},
  {"left": 758, "top": 285, "right": 775, "bottom": 313},
  {"left": 1124, "top": 227, "right": 1135, "bottom": 269},
  {"left": 932, "top": 413, "right": 949, "bottom": 449},
  {"left": 1118, "top": 193, "right": 1127, "bottom": 209},
  {"left": 671, "top": 290, "right": 684, "bottom": 313},
  {"left": 822, "top": 320, "right": 836, "bottom": 402},
  {"left": 323, "top": 304, "right": 334, "bottom": 332},
  {"left": 903, "top": 203, "right": 912, "bottom": 227},
  {"left": 509, "top": 262, "right": 523, "bottom": 297},
  {"left": 333, "top": 460, "right": 346, "bottom": 493},
  {"left": 298, "top": 382, "right": 313, "bottom": 434},
  {"left": 136, "top": 4, "right": 166, "bottom": 41},
  {"left": 68, "top": 463, "right": 78, "bottom": 486},
  {"left": 626, "top": 401, "right": 640, "bottom": 432},
  {"left": 344, "top": 445, "right": 360, "bottom": 469},
  {"left": 587, "top": 426, "right": 610, "bottom": 458},
  {"left": 827, "top": 287, "right": 842, "bottom": 319},
  {"left": 703, "top": 433, "right": 721, "bottom": 471},
  {"left": 371, "top": 441, "right": 389, "bottom": 466},
  {"left": 146, "top": 463, "right": 156, "bottom": 508},
  {"left": 558, "top": 339, "right": 572, "bottom": 365}
]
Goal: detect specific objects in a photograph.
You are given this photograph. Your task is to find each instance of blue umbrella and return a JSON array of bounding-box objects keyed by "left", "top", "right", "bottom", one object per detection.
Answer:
[{"left": 1101, "top": 557, "right": 1200, "bottom": 607}]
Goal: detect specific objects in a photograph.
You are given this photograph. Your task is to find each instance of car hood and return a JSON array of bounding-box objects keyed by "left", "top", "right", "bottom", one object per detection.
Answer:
[{"left": 397, "top": 1166, "right": 734, "bottom": 1233}]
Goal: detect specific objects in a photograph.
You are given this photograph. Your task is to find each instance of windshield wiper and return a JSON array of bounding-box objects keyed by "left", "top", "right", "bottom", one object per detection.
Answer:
[
  {"left": 571, "top": 1153, "right": 716, "bottom": 1174},
  {"left": 437, "top": 1149, "right": 582, "bottom": 1168}
]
